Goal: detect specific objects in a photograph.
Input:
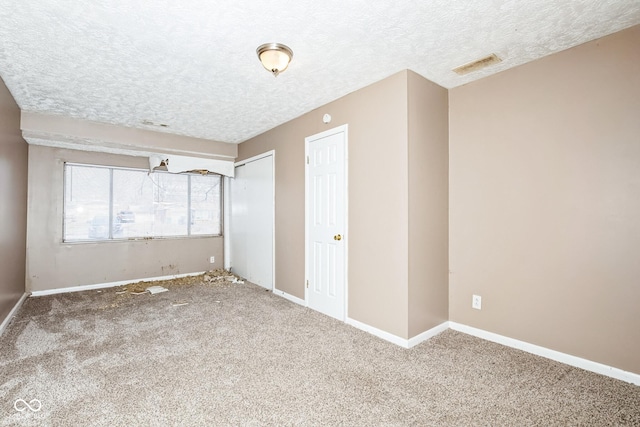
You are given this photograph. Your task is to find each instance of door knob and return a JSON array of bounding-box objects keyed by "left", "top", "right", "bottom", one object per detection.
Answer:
[{"left": 334, "top": 234, "right": 342, "bottom": 241}]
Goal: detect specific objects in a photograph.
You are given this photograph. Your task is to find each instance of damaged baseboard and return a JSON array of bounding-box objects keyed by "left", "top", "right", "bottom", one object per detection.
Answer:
[
  {"left": 30, "top": 272, "right": 206, "bottom": 297},
  {"left": 0, "top": 293, "right": 28, "bottom": 337}
]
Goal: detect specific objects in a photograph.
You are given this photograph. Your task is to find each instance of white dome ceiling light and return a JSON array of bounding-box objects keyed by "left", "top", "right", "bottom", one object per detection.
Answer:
[{"left": 256, "top": 43, "right": 293, "bottom": 77}]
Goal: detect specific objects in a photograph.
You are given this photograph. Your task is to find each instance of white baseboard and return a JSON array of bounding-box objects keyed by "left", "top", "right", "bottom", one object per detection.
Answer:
[
  {"left": 30, "top": 272, "right": 206, "bottom": 297},
  {"left": 449, "top": 322, "right": 640, "bottom": 386},
  {"left": 346, "top": 318, "right": 449, "bottom": 349},
  {"left": 408, "top": 321, "right": 450, "bottom": 348},
  {"left": 0, "top": 293, "right": 28, "bottom": 336},
  {"left": 346, "top": 317, "right": 410, "bottom": 347},
  {"left": 26, "top": 275, "right": 640, "bottom": 386},
  {"left": 273, "top": 288, "right": 306, "bottom": 306}
]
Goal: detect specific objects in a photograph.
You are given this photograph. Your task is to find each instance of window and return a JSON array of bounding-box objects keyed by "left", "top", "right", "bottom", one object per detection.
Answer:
[{"left": 64, "top": 163, "right": 222, "bottom": 242}]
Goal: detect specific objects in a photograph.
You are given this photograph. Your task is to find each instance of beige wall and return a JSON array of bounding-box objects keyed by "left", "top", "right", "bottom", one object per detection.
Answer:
[
  {"left": 22, "top": 111, "right": 237, "bottom": 161},
  {"left": 240, "top": 70, "right": 449, "bottom": 339},
  {"left": 26, "top": 145, "right": 223, "bottom": 292},
  {"left": 407, "top": 71, "right": 449, "bottom": 337},
  {"left": 449, "top": 25, "right": 640, "bottom": 374},
  {"left": 0, "top": 77, "right": 28, "bottom": 322},
  {"left": 239, "top": 71, "right": 410, "bottom": 337}
]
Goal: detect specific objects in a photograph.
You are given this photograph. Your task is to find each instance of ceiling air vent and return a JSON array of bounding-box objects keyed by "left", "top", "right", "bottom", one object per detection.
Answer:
[{"left": 453, "top": 54, "right": 502, "bottom": 75}]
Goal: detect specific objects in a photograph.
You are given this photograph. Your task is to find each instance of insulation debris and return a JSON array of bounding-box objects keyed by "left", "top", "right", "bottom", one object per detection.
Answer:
[
  {"left": 98, "top": 269, "right": 244, "bottom": 311},
  {"left": 203, "top": 269, "right": 244, "bottom": 284},
  {"left": 109, "top": 269, "right": 244, "bottom": 299}
]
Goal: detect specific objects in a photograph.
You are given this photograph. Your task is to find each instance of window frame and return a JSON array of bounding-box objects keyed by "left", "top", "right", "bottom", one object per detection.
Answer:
[{"left": 63, "top": 162, "right": 223, "bottom": 243}]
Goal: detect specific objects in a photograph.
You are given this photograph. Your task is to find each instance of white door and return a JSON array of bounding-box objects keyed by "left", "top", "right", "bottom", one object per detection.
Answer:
[
  {"left": 229, "top": 154, "right": 274, "bottom": 289},
  {"left": 306, "top": 125, "right": 347, "bottom": 320}
]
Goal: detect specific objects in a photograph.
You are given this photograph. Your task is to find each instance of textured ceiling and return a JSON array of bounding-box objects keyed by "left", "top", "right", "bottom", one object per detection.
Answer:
[{"left": 0, "top": 1, "right": 638, "bottom": 144}]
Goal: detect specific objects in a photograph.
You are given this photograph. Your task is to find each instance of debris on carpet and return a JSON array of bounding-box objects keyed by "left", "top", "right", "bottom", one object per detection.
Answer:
[
  {"left": 98, "top": 270, "right": 243, "bottom": 310},
  {"left": 113, "top": 269, "right": 245, "bottom": 297},
  {"left": 172, "top": 301, "right": 189, "bottom": 307},
  {"left": 146, "top": 285, "right": 169, "bottom": 295},
  {"left": 203, "top": 269, "right": 244, "bottom": 284}
]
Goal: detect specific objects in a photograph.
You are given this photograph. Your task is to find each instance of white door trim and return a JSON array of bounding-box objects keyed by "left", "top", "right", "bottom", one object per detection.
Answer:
[
  {"left": 305, "top": 124, "right": 349, "bottom": 320},
  {"left": 223, "top": 175, "right": 232, "bottom": 270},
  {"left": 224, "top": 150, "right": 275, "bottom": 291},
  {"left": 234, "top": 150, "right": 275, "bottom": 168}
]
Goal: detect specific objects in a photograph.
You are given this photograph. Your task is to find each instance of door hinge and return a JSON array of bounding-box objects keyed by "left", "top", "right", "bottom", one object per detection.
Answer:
[
  {"left": 306, "top": 280, "right": 309, "bottom": 289},
  {"left": 306, "top": 156, "right": 309, "bottom": 164}
]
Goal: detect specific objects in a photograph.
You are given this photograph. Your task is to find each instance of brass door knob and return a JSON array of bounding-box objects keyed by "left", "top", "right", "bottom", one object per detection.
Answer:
[{"left": 334, "top": 234, "right": 342, "bottom": 241}]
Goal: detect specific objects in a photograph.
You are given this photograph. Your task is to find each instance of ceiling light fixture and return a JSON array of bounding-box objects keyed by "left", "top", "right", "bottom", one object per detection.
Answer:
[{"left": 256, "top": 43, "right": 293, "bottom": 77}]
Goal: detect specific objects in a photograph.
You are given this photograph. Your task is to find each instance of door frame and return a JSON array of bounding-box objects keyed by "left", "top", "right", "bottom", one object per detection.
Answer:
[
  {"left": 224, "top": 150, "right": 275, "bottom": 290},
  {"left": 305, "top": 124, "right": 349, "bottom": 320}
]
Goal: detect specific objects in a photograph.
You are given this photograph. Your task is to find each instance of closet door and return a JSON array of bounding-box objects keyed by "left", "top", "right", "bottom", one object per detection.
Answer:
[
  {"left": 229, "top": 154, "right": 274, "bottom": 289},
  {"left": 230, "top": 163, "right": 248, "bottom": 280}
]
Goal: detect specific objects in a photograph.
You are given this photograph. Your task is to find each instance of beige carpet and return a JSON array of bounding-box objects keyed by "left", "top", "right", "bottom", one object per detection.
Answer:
[{"left": 1, "top": 279, "right": 638, "bottom": 426}]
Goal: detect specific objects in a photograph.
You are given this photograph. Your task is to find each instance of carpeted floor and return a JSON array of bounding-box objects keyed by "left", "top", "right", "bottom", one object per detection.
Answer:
[{"left": 1, "top": 279, "right": 638, "bottom": 426}]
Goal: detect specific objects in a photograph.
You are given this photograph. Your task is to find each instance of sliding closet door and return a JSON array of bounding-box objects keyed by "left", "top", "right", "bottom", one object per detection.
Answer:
[
  {"left": 230, "top": 163, "right": 249, "bottom": 280},
  {"left": 229, "top": 154, "right": 274, "bottom": 289}
]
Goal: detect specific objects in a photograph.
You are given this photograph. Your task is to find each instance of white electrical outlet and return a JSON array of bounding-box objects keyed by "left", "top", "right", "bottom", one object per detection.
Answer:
[
  {"left": 209, "top": 256, "right": 215, "bottom": 264},
  {"left": 472, "top": 294, "right": 482, "bottom": 310}
]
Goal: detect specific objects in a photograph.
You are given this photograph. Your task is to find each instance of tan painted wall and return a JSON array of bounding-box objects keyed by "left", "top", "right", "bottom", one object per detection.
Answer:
[
  {"left": 22, "top": 112, "right": 237, "bottom": 161},
  {"left": 449, "top": 25, "right": 640, "bottom": 374},
  {"left": 407, "top": 71, "right": 449, "bottom": 337},
  {"left": 0, "top": 77, "right": 28, "bottom": 322},
  {"left": 239, "top": 71, "right": 411, "bottom": 338},
  {"left": 239, "top": 70, "right": 450, "bottom": 339},
  {"left": 26, "top": 145, "right": 223, "bottom": 292}
]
